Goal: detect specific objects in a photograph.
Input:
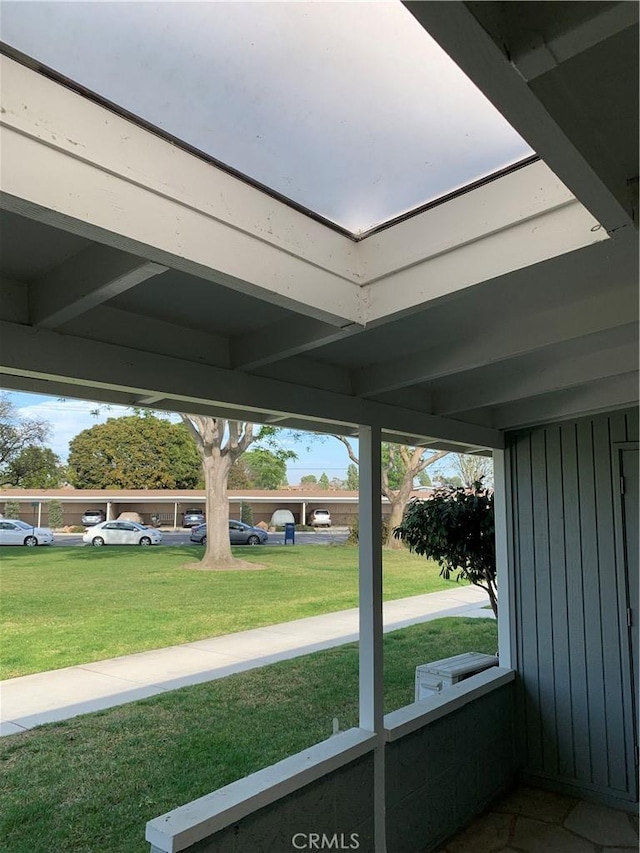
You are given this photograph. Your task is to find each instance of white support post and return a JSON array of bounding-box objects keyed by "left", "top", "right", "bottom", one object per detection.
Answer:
[
  {"left": 173, "top": 502, "right": 178, "bottom": 529},
  {"left": 301, "top": 501, "right": 306, "bottom": 526},
  {"left": 493, "top": 449, "right": 514, "bottom": 668},
  {"left": 358, "top": 424, "right": 386, "bottom": 852},
  {"left": 106, "top": 501, "right": 112, "bottom": 521},
  {"left": 37, "top": 502, "right": 42, "bottom": 527}
]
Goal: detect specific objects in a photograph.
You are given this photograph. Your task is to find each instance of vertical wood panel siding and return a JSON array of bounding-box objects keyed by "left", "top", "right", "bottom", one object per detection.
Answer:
[{"left": 507, "top": 409, "right": 638, "bottom": 802}]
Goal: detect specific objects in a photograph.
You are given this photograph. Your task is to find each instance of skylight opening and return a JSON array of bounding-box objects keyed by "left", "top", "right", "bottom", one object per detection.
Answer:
[{"left": 0, "top": 1, "right": 534, "bottom": 235}]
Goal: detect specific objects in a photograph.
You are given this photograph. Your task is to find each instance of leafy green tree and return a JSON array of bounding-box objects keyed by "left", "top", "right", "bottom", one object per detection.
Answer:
[
  {"left": 434, "top": 474, "right": 464, "bottom": 488},
  {"left": 300, "top": 474, "right": 317, "bottom": 485},
  {"left": 0, "top": 395, "right": 51, "bottom": 477},
  {"left": 394, "top": 483, "right": 497, "bottom": 616},
  {"left": 4, "top": 446, "right": 63, "bottom": 488},
  {"left": 48, "top": 499, "right": 64, "bottom": 529},
  {"left": 228, "top": 459, "right": 252, "bottom": 490},
  {"left": 242, "top": 447, "right": 295, "bottom": 489},
  {"left": 345, "top": 463, "right": 359, "bottom": 490},
  {"left": 333, "top": 437, "right": 448, "bottom": 548},
  {"left": 318, "top": 473, "right": 330, "bottom": 490},
  {"left": 68, "top": 414, "right": 201, "bottom": 489},
  {"left": 417, "top": 470, "right": 431, "bottom": 487},
  {"left": 3, "top": 499, "right": 20, "bottom": 518}
]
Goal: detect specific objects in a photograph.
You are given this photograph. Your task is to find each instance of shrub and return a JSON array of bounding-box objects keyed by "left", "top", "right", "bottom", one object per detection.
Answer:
[
  {"left": 394, "top": 483, "right": 497, "bottom": 616},
  {"left": 240, "top": 502, "right": 254, "bottom": 526},
  {"left": 3, "top": 499, "right": 20, "bottom": 518},
  {"left": 48, "top": 500, "right": 64, "bottom": 529},
  {"left": 346, "top": 516, "right": 390, "bottom": 546}
]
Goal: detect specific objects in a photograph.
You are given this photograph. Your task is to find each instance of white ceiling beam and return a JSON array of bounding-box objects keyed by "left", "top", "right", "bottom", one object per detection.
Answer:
[
  {"left": 231, "top": 316, "right": 361, "bottom": 371},
  {"left": 405, "top": 1, "right": 635, "bottom": 233},
  {"left": 433, "top": 335, "right": 638, "bottom": 416},
  {"left": 29, "top": 244, "right": 167, "bottom": 328},
  {"left": 359, "top": 160, "right": 582, "bottom": 281},
  {"left": 353, "top": 284, "right": 638, "bottom": 398},
  {"left": 0, "top": 320, "right": 504, "bottom": 449},
  {"left": 483, "top": 372, "right": 639, "bottom": 431},
  {"left": 509, "top": 2, "right": 639, "bottom": 82},
  {"left": 365, "top": 198, "right": 605, "bottom": 323},
  {"left": 0, "top": 56, "right": 362, "bottom": 326}
]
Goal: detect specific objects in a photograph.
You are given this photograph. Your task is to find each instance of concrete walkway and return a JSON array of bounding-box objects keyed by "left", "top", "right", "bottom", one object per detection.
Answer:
[{"left": 0, "top": 586, "right": 492, "bottom": 736}]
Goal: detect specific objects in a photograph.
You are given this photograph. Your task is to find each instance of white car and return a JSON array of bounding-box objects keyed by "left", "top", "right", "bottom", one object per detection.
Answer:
[
  {"left": 308, "top": 508, "right": 331, "bottom": 527},
  {"left": 0, "top": 519, "right": 54, "bottom": 546},
  {"left": 83, "top": 520, "right": 163, "bottom": 547}
]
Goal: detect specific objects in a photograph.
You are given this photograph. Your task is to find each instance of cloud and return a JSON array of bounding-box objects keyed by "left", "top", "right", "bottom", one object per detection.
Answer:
[{"left": 13, "top": 399, "right": 135, "bottom": 462}]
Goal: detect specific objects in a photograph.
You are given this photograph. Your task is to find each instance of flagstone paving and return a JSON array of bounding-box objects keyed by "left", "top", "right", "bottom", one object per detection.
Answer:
[{"left": 433, "top": 785, "right": 639, "bottom": 853}]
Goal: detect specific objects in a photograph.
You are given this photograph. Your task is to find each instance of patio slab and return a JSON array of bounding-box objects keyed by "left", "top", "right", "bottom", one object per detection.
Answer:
[
  {"left": 435, "top": 786, "right": 639, "bottom": 853},
  {"left": 564, "top": 802, "right": 639, "bottom": 847}
]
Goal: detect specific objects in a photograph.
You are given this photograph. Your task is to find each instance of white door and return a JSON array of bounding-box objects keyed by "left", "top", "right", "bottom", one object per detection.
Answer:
[{"left": 118, "top": 523, "right": 140, "bottom": 545}]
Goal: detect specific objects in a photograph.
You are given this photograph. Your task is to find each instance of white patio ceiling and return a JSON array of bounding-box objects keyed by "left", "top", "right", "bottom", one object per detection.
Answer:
[{"left": 0, "top": 2, "right": 637, "bottom": 451}]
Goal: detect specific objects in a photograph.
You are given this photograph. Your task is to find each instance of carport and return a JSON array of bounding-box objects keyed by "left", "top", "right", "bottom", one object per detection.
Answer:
[{"left": 0, "top": 2, "right": 637, "bottom": 851}]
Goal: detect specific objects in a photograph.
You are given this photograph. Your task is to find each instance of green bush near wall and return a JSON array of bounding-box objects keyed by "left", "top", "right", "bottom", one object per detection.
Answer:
[
  {"left": 240, "top": 501, "right": 254, "bottom": 525},
  {"left": 47, "top": 500, "right": 64, "bottom": 529},
  {"left": 3, "top": 499, "right": 20, "bottom": 518}
]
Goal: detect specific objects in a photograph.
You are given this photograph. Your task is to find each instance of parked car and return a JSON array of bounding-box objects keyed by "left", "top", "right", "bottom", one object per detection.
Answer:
[
  {"left": 0, "top": 519, "right": 54, "bottom": 546},
  {"left": 81, "top": 509, "right": 105, "bottom": 526},
  {"left": 182, "top": 508, "right": 205, "bottom": 528},
  {"left": 190, "top": 520, "right": 268, "bottom": 546},
  {"left": 83, "top": 520, "right": 162, "bottom": 547},
  {"left": 308, "top": 508, "right": 331, "bottom": 527}
]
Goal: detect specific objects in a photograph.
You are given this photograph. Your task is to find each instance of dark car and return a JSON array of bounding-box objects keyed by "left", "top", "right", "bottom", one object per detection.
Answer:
[
  {"left": 82, "top": 509, "right": 106, "bottom": 526},
  {"left": 182, "top": 508, "right": 205, "bottom": 528},
  {"left": 190, "top": 520, "right": 268, "bottom": 546}
]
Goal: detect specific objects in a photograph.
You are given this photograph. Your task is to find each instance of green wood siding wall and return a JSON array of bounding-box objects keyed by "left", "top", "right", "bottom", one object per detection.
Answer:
[{"left": 507, "top": 408, "right": 638, "bottom": 804}]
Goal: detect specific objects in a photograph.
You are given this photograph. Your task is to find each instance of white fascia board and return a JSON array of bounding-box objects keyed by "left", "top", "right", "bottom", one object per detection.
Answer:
[
  {"left": 0, "top": 320, "right": 504, "bottom": 449},
  {"left": 146, "top": 728, "right": 377, "bottom": 853},
  {"left": 359, "top": 160, "right": 577, "bottom": 280},
  {"left": 0, "top": 56, "right": 363, "bottom": 326},
  {"left": 364, "top": 198, "right": 607, "bottom": 324}
]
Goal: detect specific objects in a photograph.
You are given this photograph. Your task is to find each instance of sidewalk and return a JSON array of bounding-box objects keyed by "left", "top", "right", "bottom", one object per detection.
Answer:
[{"left": 0, "top": 586, "right": 492, "bottom": 736}]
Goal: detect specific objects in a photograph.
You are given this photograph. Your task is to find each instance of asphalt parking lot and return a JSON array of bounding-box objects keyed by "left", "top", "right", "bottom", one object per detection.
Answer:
[{"left": 50, "top": 528, "right": 350, "bottom": 547}]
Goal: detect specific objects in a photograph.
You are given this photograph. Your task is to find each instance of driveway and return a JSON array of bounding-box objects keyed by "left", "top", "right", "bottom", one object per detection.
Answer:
[{"left": 51, "top": 528, "right": 350, "bottom": 547}]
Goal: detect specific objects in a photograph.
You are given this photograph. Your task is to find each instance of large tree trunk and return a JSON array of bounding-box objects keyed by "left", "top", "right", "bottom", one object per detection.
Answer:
[
  {"left": 201, "top": 452, "right": 234, "bottom": 568},
  {"left": 386, "top": 480, "right": 414, "bottom": 548}
]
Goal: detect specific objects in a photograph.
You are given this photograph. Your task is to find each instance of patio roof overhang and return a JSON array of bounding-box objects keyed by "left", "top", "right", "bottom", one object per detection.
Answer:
[{"left": 0, "top": 1, "right": 637, "bottom": 451}]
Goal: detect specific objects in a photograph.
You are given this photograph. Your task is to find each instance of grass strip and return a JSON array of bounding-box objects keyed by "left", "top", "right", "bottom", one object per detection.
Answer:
[
  {"left": 0, "top": 617, "right": 497, "bottom": 853},
  {"left": 0, "top": 545, "right": 461, "bottom": 678}
]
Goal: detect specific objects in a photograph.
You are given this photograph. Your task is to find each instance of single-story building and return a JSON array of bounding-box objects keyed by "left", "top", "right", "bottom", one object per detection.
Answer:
[{"left": 0, "top": 487, "right": 416, "bottom": 528}]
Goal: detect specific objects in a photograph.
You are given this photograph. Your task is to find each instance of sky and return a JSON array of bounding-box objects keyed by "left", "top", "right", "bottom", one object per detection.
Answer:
[
  {"left": 1, "top": 389, "right": 457, "bottom": 484},
  {"left": 0, "top": 0, "right": 531, "bottom": 233}
]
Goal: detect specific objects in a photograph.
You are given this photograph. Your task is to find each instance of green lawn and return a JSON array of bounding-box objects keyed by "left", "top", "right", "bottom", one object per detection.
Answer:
[
  {"left": 0, "top": 617, "right": 497, "bottom": 853},
  {"left": 0, "top": 544, "right": 462, "bottom": 679}
]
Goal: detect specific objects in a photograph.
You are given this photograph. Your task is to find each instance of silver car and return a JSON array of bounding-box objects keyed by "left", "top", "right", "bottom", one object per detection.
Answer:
[
  {"left": 191, "top": 520, "right": 267, "bottom": 546},
  {"left": 0, "top": 519, "right": 54, "bottom": 546},
  {"left": 83, "top": 521, "right": 163, "bottom": 547}
]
